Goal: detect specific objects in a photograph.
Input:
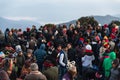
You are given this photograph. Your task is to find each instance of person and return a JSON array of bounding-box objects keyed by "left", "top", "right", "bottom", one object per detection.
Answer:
[
  {"left": 67, "top": 43, "right": 76, "bottom": 62},
  {"left": 0, "top": 52, "right": 10, "bottom": 80},
  {"left": 102, "top": 48, "right": 116, "bottom": 80},
  {"left": 16, "top": 50, "right": 25, "bottom": 77},
  {"left": 52, "top": 44, "right": 62, "bottom": 66},
  {"left": 19, "top": 59, "right": 31, "bottom": 79},
  {"left": 82, "top": 43, "right": 95, "bottom": 80},
  {"left": 109, "top": 58, "right": 120, "bottom": 80},
  {"left": 62, "top": 61, "right": 77, "bottom": 80},
  {"left": 24, "top": 63, "right": 47, "bottom": 80},
  {"left": 0, "top": 69, "right": 10, "bottom": 80},
  {"left": 43, "top": 60, "right": 58, "bottom": 80},
  {"left": 34, "top": 43, "right": 47, "bottom": 71},
  {"left": 58, "top": 44, "right": 68, "bottom": 80},
  {"left": 26, "top": 36, "right": 37, "bottom": 51}
]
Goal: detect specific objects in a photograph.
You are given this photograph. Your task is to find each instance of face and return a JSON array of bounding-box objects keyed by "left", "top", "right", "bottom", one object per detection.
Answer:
[
  {"left": 9, "top": 31, "right": 13, "bottom": 36},
  {"left": 65, "top": 47, "right": 68, "bottom": 52},
  {"left": 57, "top": 46, "right": 62, "bottom": 51},
  {"left": 74, "top": 30, "right": 78, "bottom": 34},
  {"left": 112, "top": 63, "right": 116, "bottom": 68},
  {"left": 19, "top": 51, "right": 23, "bottom": 56},
  {"left": 27, "top": 53, "right": 32, "bottom": 57},
  {"left": 67, "top": 44, "right": 72, "bottom": 49}
]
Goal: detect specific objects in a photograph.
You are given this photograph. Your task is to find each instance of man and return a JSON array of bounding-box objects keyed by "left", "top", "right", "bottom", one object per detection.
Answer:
[
  {"left": 67, "top": 43, "right": 76, "bottom": 61},
  {"left": 43, "top": 60, "right": 58, "bottom": 80},
  {"left": 58, "top": 44, "right": 68, "bottom": 80},
  {"left": 34, "top": 43, "right": 47, "bottom": 71},
  {"left": 24, "top": 63, "right": 47, "bottom": 80}
]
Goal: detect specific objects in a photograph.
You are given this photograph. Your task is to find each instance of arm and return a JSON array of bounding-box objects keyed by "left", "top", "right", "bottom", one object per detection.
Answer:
[{"left": 59, "top": 53, "right": 66, "bottom": 67}]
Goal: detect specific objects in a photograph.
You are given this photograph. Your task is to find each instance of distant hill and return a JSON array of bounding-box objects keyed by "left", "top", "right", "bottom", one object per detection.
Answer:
[
  {"left": 0, "top": 17, "right": 41, "bottom": 32},
  {"left": 94, "top": 15, "right": 120, "bottom": 25},
  {"left": 57, "top": 20, "right": 77, "bottom": 27},
  {"left": 59, "top": 15, "right": 120, "bottom": 27},
  {"left": 0, "top": 15, "right": 120, "bottom": 32}
]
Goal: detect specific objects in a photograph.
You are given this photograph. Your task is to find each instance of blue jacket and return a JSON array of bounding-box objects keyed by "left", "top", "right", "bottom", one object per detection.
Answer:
[{"left": 34, "top": 43, "right": 46, "bottom": 63}]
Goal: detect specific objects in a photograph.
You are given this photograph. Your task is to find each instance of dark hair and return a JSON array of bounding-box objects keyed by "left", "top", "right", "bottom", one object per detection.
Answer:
[
  {"left": 62, "top": 43, "right": 67, "bottom": 49},
  {"left": 112, "top": 58, "right": 119, "bottom": 66}
]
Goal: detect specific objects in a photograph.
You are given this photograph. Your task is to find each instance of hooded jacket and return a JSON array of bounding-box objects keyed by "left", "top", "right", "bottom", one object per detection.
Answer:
[
  {"left": 102, "top": 51, "right": 116, "bottom": 77},
  {"left": 34, "top": 44, "right": 46, "bottom": 63}
]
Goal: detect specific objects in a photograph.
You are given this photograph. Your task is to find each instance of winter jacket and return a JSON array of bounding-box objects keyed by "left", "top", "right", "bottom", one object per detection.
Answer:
[
  {"left": 62, "top": 72, "right": 73, "bottom": 80},
  {"left": 102, "top": 57, "right": 112, "bottom": 77},
  {"left": 102, "top": 51, "right": 116, "bottom": 77},
  {"left": 24, "top": 71, "right": 47, "bottom": 80},
  {"left": 43, "top": 66, "right": 58, "bottom": 80},
  {"left": 82, "top": 54, "right": 95, "bottom": 68},
  {"left": 109, "top": 65, "right": 120, "bottom": 80},
  {"left": 34, "top": 44, "right": 47, "bottom": 63}
]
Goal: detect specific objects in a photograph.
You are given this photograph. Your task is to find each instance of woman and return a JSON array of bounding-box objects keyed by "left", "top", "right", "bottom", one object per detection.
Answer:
[{"left": 62, "top": 61, "right": 77, "bottom": 80}]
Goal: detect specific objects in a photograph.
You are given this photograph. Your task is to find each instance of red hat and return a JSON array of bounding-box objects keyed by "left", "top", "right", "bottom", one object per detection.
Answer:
[
  {"left": 26, "top": 27, "right": 30, "bottom": 32},
  {"left": 85, "top": 45, "right": 93, "bottom": 53},
  {"left": 104, "top": 42, "right": 109, "bottom": 48},
  {"left": 47, "top": 41, "right": 54, "bottom": 47},
  {"left": 104, "top": 24, "right": 108, "bottom": 29},
  {"left": 43, "top": 60, "right": 54, "bottom": 67},
  {"left": 79, "top": 38, "right": 84, "bottom": 42}
]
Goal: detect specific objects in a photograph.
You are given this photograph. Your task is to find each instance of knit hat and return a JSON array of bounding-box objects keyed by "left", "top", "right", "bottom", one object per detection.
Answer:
[
  {"left": 85, "top": 44, "right": 93, "bottom": 53},
  {"left": 104, "top": 24, "right": 108, "bottom": 29},
  {"left": 103, "top": 42, "right": 109, "bottom": 48},
  {"left": 43, "top": 60, "right": 54, "bottom": 68},
  {"left": 27, "top": 49, "right": 33, "bottom": 53},
  {"left": 104, "top": 36, "right": 108, "bottom": 40},
  {"left": 26, "top": 27, "right": 30, "bottom": 32},
  {"left": 47, "top": 41, "right": 54, "bottom": 47},
  {"left": 15, "top": 45, "right": 22, "bottom": 53}
]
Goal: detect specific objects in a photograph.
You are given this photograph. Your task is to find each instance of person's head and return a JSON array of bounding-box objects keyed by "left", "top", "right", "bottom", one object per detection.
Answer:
[
  {"left": 85, "top": 44, "right": 93, "bottom": 53},
  {"left": 74, "top": 29, "right": 78, "bottom": 34},
  {"left": 67, "top": 43, "right": 72, "bottom": 49},
  {"left": 103, "top": 42, "right": 110, "bottom": 49},
  {"left": 76, "top": 20, "right": 80, "bottom": 25},
  {"left": 30, "top": 63, "right": 39, "bottom": 71},
  {"left": 8, "top": 31, "right": 13, "bottom": 36},
  {"left": 27, "top": 49, "right": 33, "bottom": 57},
  {"left": 32, "top": 25, "right": 36, "bottom": 30},
  {"left": 43, "top": 60, "right": 54, "bottom": 70},
  {"left": 18, "top": 51, "right": 23, "bottom": 56},
  {"left": 112, "top": 58, "right": 119, "bottom": 68},
  {"left": 0, "top": 52, "right": 5, "bottom": 68},
  {"left": 62, "top": 43, "right": 68, "bottom": 52},
  {"left": 56, "top": 44, "right": 62, "bottom": 51}
]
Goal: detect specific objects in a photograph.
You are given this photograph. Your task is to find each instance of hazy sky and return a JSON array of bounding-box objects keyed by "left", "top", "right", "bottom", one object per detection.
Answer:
[{"left": 0, "top": 0, "right": 120, "bottom": 24}]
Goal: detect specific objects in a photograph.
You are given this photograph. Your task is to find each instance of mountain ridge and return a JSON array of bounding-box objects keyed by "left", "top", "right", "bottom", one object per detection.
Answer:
[
  {"left": 0, "top": 15, "right": 120, "bottom": 32},
  {"left": 59, "top": 15, "right": 120, "bottom": 27},
  {"left": 0, "top": 17, "right": 41, "bottom": 32}
]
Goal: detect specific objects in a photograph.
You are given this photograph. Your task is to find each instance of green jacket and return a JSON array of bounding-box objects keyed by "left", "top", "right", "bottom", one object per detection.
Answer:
[
  {"left": 43, "top": 66, "right": 58, "bottom": 80},
  {"left": 103, "top": 57, "right": 112, "bottom": 77},
  {"left": 102, "top": 51, "right": 116, "bottom": 77}
]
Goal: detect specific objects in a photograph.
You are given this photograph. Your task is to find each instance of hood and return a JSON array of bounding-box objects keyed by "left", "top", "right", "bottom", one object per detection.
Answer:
[
  {"left": 40, "top": 43, "right": 46, "bottom": 50},
  {"left": 109, "top": 51, "right": 116, "bottom": 60}
]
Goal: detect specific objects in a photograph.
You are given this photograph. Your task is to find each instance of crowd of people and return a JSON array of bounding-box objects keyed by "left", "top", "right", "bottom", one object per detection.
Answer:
[{"left": 0, "top": 20, "right": 120, "bottom": 80}]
